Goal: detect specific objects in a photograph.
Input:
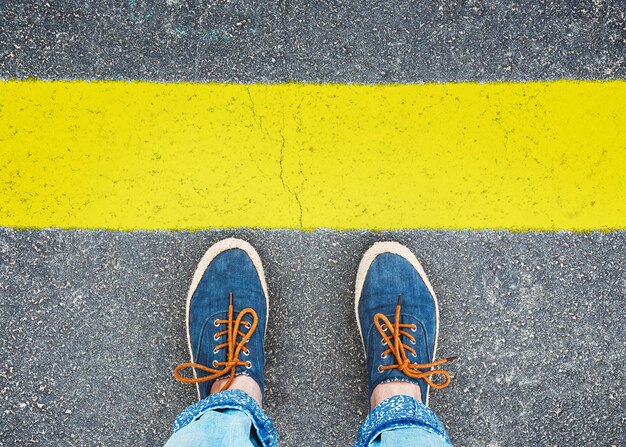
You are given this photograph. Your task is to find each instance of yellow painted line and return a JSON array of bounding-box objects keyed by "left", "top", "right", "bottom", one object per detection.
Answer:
[{"left": 0, "top": 80, "right": 624, "bottom": 231}]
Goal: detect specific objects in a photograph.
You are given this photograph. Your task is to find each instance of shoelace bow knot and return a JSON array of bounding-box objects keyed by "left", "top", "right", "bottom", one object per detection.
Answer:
[
  {"left": 374, "top": 295, "right": 456, "bottom": 389},
  {"left": 173, "top": 292, "right": 258, "bottom": 392}
]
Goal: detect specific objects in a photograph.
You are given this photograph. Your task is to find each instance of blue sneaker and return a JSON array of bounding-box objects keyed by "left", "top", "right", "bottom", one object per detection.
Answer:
[
  {"left": 173, "top": 238, "right": 269, "bottom": 400},
  {"left": 355, "top": 242, "right": 454, "bottom": 405}
]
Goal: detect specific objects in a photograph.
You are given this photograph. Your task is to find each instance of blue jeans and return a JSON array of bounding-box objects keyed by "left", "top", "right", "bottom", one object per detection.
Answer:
[{"left": 165, "top": 390, "right": 452, "bottom": 447}]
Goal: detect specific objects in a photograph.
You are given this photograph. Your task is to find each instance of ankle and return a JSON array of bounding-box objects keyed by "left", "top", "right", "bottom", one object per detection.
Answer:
[
  {"left": 211, "top": 375, "right": 263, "bottom": 407},
  {"left": 370, "top": 381, "right": 421, "bottom": 410}
]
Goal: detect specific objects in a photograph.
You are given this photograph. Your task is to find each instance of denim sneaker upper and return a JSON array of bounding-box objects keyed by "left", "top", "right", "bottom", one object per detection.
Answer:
[
  {"left": 174, "top": 240, "right": 268, "bottom": 400},
  {"left": 356, "top": 244, "right": 453, "bottom": 405}
]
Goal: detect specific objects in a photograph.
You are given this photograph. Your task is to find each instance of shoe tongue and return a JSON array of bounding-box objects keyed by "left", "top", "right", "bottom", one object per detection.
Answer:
[
  {"left": 368, "top": 316, "right": 431, "bottom": 404},
  {"left": 194, "top": 309, "right": 258, "bottom": 399}
]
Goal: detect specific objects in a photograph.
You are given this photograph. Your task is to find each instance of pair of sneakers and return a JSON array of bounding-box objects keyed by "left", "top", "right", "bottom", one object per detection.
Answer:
[{"left": 173, "top": 238, "right": 454, "bottom": 407}]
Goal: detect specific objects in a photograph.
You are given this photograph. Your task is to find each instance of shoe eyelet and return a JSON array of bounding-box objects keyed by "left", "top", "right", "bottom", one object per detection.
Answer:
[
  {"left": 243, "top": 350, "right": 250, "bottom": 356},
  {"left": 410, "top": 338, "right": 416, "bottom": 345},
  {"left": 245, "top": 361, "right": 252, "bottom": 369},
  {"left": 213, "top": 347, "right": 219, "bottom": 354},
  {"left": 212, "top": 360, "right": 218, "bottom": 367},
  {"left": 214, "top": 334, "right": 220, "bottom": 341},
  {"left": 411, "top": 324, "right": 417, "bottom": 332},
  {"left": 380, "top": 338, "right": 387, "bottom": 345},
  {"left": 377, "top": 365, "right": 383, "bottom": 373},
  {"left": 380, "top": 352, "right": 388, "bottom": 359},
  {"left": 213, "top": 319, "right": 220, "bottom": 327}
]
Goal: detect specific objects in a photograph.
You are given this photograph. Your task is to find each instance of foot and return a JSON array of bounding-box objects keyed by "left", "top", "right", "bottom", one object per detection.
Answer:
[
  {"left": 354, "top": 241, "right": 454, "bottom": 407},
  {"left": 173, "top": 238, "right": 269, "bottom": 404}
]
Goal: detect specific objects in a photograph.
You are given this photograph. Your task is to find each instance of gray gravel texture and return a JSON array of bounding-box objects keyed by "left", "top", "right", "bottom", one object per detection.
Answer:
[
  {"left": 0, "top": 228, "right": 624, "bottom": 446},
  {"left": 1, "top": 0, "right": 625, "bottom": 83}
]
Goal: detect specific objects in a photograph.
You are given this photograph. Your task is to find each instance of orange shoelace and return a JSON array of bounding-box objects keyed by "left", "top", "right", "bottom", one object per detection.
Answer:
[
  {"left": 173, "top": 292, "right": 258, "bottom": 392},
  {"left": 375, "top": 295, "right": 456, "bottom": 389}
]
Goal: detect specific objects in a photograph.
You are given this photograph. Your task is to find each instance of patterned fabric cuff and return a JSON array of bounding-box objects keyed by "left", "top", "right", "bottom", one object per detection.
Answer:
[
  {"left": 172, "top": 389, "right": 278, "bottom": 447},
  {"left": 355, "top": 395, "right": 452, "bottom": 447}
]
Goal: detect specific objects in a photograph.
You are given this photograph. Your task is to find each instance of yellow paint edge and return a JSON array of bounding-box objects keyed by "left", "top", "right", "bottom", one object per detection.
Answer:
[{"left": 1, "top": 79, "right": 624, "bottom": 231}]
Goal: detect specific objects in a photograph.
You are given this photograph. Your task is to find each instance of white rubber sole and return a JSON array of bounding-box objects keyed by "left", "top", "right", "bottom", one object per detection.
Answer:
[
  {"left": 185, "top": 237, "right": 270, "bottom": 401},
  {"left": 354, "top": 241, "right": 440, "bottom": 406}
]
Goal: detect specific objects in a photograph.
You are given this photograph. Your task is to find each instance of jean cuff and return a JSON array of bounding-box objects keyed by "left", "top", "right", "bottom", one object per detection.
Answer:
[
  {"left": 172, "top": 389, "right": 278, "bottom": 447},
  {"left": 355, "top": 395, "right": 452, "bottom": 447}
]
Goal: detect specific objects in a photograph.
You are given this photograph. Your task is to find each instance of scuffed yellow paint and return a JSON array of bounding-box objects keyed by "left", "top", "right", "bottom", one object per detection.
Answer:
[{"left": 0, "top": 80, "right": 624, "bottom": 231}]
